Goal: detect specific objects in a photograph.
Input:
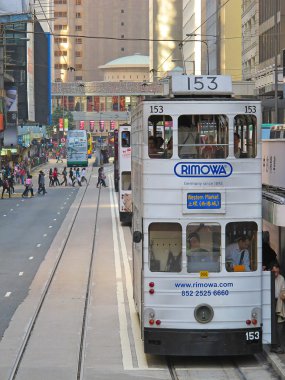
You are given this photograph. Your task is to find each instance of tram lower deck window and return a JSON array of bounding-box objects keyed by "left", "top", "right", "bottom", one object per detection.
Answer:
[
  {"left": 225, "top": 222, "right": 258, "bottom": 272},
  {"left": 186, "top": 223, "right": 221, "bottom": 273},
  {"left": 149, "top": 223, "right": 182, "bottom": 272}
]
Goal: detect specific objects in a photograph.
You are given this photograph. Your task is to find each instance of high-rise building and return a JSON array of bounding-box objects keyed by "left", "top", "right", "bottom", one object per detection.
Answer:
[{"left": 53, "top": 0, "right": 149, "bottom": 82}]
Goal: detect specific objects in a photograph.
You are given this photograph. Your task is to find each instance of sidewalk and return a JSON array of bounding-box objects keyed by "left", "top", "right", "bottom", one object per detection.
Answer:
[{"left": 263, "top": 345, "right": 285, "bottom": 379}]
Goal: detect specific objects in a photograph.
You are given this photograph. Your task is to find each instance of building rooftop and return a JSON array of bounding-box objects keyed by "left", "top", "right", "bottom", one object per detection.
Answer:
[{"left": 99, "top": 54, "right": 149, "bottom": 69}]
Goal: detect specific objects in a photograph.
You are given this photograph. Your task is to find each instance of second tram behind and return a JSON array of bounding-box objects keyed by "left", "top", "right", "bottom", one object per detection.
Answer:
[
  {"left": 118, "top": 124, "right": 132, "bottom": 223},
  {"left": 131, "top": 75, "right": 271, "bottom": 356}
]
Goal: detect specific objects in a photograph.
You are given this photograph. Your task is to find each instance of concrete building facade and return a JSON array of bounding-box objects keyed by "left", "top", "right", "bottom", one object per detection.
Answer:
[{"left": 53, "top": 0, "right": 149, "bottom": 82}]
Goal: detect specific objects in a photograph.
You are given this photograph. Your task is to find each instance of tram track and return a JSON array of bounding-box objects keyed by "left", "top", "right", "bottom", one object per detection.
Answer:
[
  {"left": 166, "top": 354, "right": 281, "bottom": 380},
  {"left": 7, "top": 167, "right": 103, "bottom": 380}
]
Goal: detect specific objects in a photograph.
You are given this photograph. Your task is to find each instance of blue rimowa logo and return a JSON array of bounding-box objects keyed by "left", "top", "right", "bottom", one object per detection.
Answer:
[{"left": 174, "top": 161, "right": 233, "bottom": 178}]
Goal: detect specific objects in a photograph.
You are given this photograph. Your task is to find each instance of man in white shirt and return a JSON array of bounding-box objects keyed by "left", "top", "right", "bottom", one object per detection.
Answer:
[{"left": 226, "top": 235, "right": 251, "bottom": 272}]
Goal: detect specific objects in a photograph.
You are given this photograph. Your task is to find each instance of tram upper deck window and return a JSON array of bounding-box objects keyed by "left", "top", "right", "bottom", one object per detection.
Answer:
[
  {"left": 178, "top": 115, "right": 228, "bottom": 159},
  {"left": 186, "top": 223, "right": 221, "bottom": 273},
  {"left": 148, "top": 115, "right": 173, "bottom": 158},
  {"left": 149, "top": 223, "right": 182, "bottom": 272},
  {"left": 121, "top": 131, "right": 130, "bottom": 147},
  {"left": 234, "top": 115, "right": 257, "bottom": 158},
  {"left": 225, "top": 222, "right": 257, "bottom": 272}
]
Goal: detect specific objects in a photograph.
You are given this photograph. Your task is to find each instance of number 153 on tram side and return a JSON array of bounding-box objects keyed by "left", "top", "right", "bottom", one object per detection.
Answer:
[{"left": 131, "top": 75, "right": 271, "bottom": 356}]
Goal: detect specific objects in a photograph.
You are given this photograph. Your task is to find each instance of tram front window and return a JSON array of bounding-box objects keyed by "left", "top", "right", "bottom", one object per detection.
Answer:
[
  {"left": 122, "top": 171, "right": 131, "bottom": 190},
  {"left": 178, "top": 115, "right": 228, "bottom": 159},
  {"left": 225, "top": 222, "right": 257, "bottom": 272},
  {"left": 234, "top": 115, "right": 257, "bottom": 158},
  {"left": 148, "top": 115, "right": 173, "bottom": 158},
  {"left": 149, "top": 223, "right": 182, "bottom": 272},
  {"left": 121, "top": 131, "right": 130, "bottom": 147},
  {"left": 186, "top": 223, "right": 221, "bottom": 273}
]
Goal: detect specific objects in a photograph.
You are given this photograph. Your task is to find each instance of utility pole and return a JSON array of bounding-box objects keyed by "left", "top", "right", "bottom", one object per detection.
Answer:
[
  {"left": 0, "top": 24, "right": 5, "bottom": 169},
  {"left": 274, "top": 0, "right": 278, "bottom": 123}
]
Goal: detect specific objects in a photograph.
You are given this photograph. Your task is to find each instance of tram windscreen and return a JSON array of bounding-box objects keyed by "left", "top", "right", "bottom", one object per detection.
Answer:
[
  {"left": 234, "top": 115, "right": 257, "bottom": 158},
  {"left": 186, "top": 223, "right": 221, "bottom": 273},
  {"left": 122, "top": 171, "right": 131, "bottom": 190},
  {"left": 148, "top": 115, "right": 173, "bottom": 158},
  {"left": 178, "top": 115, "right": 228, "bottom": 159}
]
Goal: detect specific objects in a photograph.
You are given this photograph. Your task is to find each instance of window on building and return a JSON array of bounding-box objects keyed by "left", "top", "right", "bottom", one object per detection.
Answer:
[
  {"left": 121, "top": 9, "right": 124, "bottom": 13},
  {"left": 55, "top": 0, "right": 67, "bottom": 4},
  {"left": 54, "top": 12, "right": 67, "bottom": 17},
  {"left": 54, "top": 51, "right": 67, "bottom": 56},
  {"left": 121, "top": 22, "right": 124, "bottom": 26},
  {"left": 75, "top": 64, "right": 82, "bottom": 70},
  {"left": 76, "top": 0, "right": 82, "bottom": 4},
  {"left": 75, "top": 38, "right": 82, "bottom": 44},
  {"left": 121, "top": 47, "right": 124, "bottom": 51},
  {"left": 54, "top": 25, "right": 68, "bottom": 31},
  {"left": 54, "top": 37, "right": 68, "bottom": 43},
  {"left": 54, "top": 64, "right": 68, "bottom": 69},
  {"left": 76, "top": 12, "right": 81, "bottom": 18},
  {"left": 75, "top": 76, "right": 83, "bottom": 81},
  {"left": 149, "top": 223, "right": 182, "bottom": 272},
  {"left": 75, "top": 51, "right": 82, "bottom": 57},
  {"left": 121, "top": 34, "right": 124, "bottom": 38},
  {"left": 75, "top": 25, "right": 82, "bottom": 31}
]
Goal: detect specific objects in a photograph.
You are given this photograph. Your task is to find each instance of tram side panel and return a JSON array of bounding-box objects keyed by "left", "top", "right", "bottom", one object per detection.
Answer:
[{"left": 131, "top": 99, "right": 270, "bottom": 356}]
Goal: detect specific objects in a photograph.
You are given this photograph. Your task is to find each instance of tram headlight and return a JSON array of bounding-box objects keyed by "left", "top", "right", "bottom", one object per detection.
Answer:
[{"left": 194, "top": 304, "right": 214, "bottom": 324}]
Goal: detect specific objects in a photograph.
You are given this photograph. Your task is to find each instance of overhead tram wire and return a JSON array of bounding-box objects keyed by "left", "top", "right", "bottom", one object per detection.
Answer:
[{"left": 153, "top": 0, "right": 231, "bottom": 80}]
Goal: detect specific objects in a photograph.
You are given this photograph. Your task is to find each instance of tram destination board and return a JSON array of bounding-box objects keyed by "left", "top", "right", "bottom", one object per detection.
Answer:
[
  {"left": 187, "top": 192, "right": 221, "bottom": 209},
  {"left": 170, "top": 75, "right": 232, "bottom": 95}
]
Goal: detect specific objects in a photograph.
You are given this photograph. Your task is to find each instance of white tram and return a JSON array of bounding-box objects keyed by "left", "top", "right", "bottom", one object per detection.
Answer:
[
  {"left": 131, "top": 75, "right": 271, "bottom": 356},
  {"left": 118, "top": 124, "right": 132, "bottom": 223}
]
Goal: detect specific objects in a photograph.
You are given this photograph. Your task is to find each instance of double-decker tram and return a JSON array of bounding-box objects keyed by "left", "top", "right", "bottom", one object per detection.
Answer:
[
  {"left": 118, "top": 124, "right": 132, "bottom": 223},
  {"left": 113, "top": 129, "right": 119, "bottom": 192},
  {"left": 131, "top": 75, "right": 271, "bottom": 356},
  {"left": 66, "top": 129, "right": 88, "bottom": 167}
]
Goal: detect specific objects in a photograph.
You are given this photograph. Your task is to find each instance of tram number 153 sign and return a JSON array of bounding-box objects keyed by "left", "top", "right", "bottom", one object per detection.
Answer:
[{"left": 171, "top": 75, "right": 232, "bottom": 95}]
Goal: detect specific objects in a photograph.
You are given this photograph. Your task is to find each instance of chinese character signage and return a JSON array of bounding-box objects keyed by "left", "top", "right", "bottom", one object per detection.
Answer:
[{"left": 187, "top": 193, "right": 221, "bottom": 209}]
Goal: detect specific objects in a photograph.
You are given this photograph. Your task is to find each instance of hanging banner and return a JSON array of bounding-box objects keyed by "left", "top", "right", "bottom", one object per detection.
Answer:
[
  {"left": 79, "top": 120, "right": 85, "bottom": 130},
  {"left": 89, "top": 120, "right": 95, "bottom": 131},
  {"left": 110, "top": 120, "right": 115, "bottom": 130},
  {"left": 64, "top": 118, "right": 68, "bottom": 131},
  {"left": 99, "top": 120, "right": 104, "bottom": 132},
  {"left": 59, "top": 118, "right": 63, "bottom": 131}
]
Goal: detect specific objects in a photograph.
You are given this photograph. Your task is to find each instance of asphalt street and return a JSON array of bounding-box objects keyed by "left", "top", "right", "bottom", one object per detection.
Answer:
[{"left": 0, "top": 161, "right": 79, "bottom": 340}]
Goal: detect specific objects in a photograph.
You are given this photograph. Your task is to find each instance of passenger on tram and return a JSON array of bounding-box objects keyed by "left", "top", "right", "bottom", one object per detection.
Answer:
[
  {"left": 187, "top": 232, "right": 209, "bottom": 271},
  {"left": 234, "top": 133, "right": 242, "bottom": 158},
  {"left": 226, "top": 234, "right": 251, "bottom": 272},
  {"left": 148, "top": 136, "right": 159, "bottom": 157}
]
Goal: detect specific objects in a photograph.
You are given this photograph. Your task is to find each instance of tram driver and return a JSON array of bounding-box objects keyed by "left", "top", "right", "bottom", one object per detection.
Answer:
[{"left": 226, "top": 234, "right": 251, "bottom": 272}]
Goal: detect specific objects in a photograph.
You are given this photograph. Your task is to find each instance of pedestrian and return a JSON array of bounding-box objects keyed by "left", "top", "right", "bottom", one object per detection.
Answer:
[
  {"left": 49, "top": 168, "right": 53, "bottom": 186},
  {"left": 97, "top": 167, "right": 107, "bottom": 188},
  {"left": 38, "top": 171, "right": 47, "bottom": 195},
  {"left": 81, "top": 167, "right": 87, "bottom": 184},
  {"left": 8, "top": 174, "right": 14, "bottom": 194},
  {"left": 52, "top": 167, "right": 60, "bottom": 186},
  {"left": 75, "top": 167, "right": 82, "bottom": 187},
  {"left": 271, "top": 262, "right": 285, "bottom": 354},
  {"left": 22, "top": 175, "right": 34, "bottom": 197},
  {"left": 1, "top": 177, "right": 11, "bottom": 198},
  {"left": 61, "top": 166, "right": 68, "bottom": 186},
  {"left": 69, "top": 167, "right": 75, "bottom": 186}
]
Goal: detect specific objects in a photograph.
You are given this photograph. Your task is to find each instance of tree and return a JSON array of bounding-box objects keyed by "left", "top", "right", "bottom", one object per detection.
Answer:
[{"left": 51, "top": 106, "right": 74, "bottom": 129}]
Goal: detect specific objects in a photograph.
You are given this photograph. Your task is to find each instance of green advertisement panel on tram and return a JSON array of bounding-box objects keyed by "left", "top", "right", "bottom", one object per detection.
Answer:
[{"left": 66, "top": 130, "right": 88, "bottom": 167}]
